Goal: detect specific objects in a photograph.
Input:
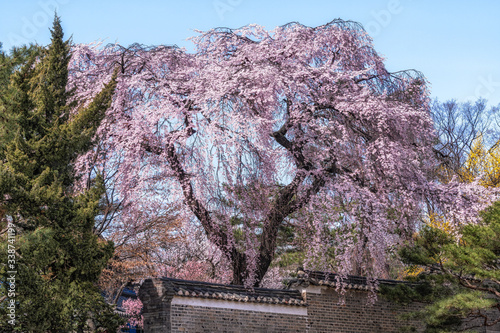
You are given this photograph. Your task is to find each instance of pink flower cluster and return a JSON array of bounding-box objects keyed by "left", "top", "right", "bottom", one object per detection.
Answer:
[{"left": 68, "top": 20, "right": 495, "bottom": 285}]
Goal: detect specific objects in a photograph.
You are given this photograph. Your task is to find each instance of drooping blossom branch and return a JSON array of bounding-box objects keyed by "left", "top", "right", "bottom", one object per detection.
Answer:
[{"left": 69, "top": 20, "right": 494, "bottom": 286}]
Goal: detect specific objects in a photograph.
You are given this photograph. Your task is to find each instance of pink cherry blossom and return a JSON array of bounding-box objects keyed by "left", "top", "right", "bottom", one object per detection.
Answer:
[{"left": 68, "top": 20, "right": 494, "bottom": 287}]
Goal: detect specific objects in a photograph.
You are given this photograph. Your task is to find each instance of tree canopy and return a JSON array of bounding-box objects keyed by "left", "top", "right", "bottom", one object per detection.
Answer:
[
  {"left": 0, "top": 16, "right": 122, "bottom": 331},
  {"left": 383, "top": 201, "right": 500, "bottom": 332},
  {"left": 69, "top": 20, "right": 492, "bottom": 286}
]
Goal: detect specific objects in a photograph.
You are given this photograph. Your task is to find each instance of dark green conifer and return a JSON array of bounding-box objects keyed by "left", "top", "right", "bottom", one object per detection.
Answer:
[
  {"left": 382, "top": 202, "right": 500, "bottom": 332},
  {"left": 0, "top": 16, "right": 123, "bottom": 331}
]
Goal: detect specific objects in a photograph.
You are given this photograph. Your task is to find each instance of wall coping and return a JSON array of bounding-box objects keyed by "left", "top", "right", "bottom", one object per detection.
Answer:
[
  {"left": 286, "top": 270, "right": 417, "bottom": 292},
  {"left": 171, "top": 295, "right": 308, "bottom": 315},
  {"left": 154, "top": 277, "right": 307, "bottom": 306}
]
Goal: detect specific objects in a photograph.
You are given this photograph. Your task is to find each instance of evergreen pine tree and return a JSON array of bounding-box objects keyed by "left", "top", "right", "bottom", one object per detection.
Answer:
[
  {"left": 0, "top": 16, "right": 123, "bottom": 331},
  {"left": 0, "top": 43, "right": 39, "bottom": 160},
  {"left": 382, "top": 202, "right": 500, "bottom": 332}
]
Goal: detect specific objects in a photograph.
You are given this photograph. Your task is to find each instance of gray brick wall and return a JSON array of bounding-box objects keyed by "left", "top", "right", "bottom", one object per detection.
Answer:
[
  {"left": 139, "top": 277, "right": 428, "bottom": 332},
  {"left": 305, "top": 287, "right": 424, "bottom": 332},
  {"left": 170, "top": 304, "right": 307, "bottom": 332},
  {"left": 139, "top": 277, "right": 500, "bottom": 332},
  {"left": 139, "top": 279, "right": 173, "bottom": 332}
]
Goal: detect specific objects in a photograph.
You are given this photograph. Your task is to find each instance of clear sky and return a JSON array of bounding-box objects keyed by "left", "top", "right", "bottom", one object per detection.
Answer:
[{"left": 1, "top": 0, "right": 499, "bottom": 105}]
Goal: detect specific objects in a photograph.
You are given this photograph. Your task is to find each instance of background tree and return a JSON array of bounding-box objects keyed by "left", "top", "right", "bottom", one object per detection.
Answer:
[
  {"left": 382, "top": 99, "right": 500, "bottom": 330},
  {"left": 97, "top": 208, "right": 233, "bottom": 305},
  {"left": 70, "top": 20, "right": 491, "bottom": 287},
  {"left": 409, "top": 98, "right": 500, "bottom": 258},
  {"left": 383, "top": 201, "right": 500, "bottom": 332},
  {"left": 431, "top": 98, "right": 499, "bottom": 182},
  {"left": 96, "top": 200, "right": 181, "bottom": 305},
  {"left": 0, "top": 17, "right": 122, "bottom": 331},
  {"left": 461, "top": 135, "right": 500, "bottom": 188}
]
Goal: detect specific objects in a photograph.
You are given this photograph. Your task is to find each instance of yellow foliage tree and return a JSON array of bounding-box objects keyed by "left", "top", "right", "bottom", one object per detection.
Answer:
[
  {"left": 402, "top": 136, "right": 500, "bottom": 279},
  {"left": 425, "top": 135, "right": 500, "bottom": 235},
  {"left": 460, "top": 136, "right": 500, "bottom": 188}
]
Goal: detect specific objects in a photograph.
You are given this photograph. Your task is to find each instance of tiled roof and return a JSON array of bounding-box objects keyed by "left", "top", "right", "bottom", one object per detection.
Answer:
[
  {"left": 287, "top": 270, "right": 415, "bottom": 291},
  {"left": 114, "top": 308, "right": 129, "bottom": 318},
  {"left": 161, "top": 277, "right": 306, "bottom": 306}
]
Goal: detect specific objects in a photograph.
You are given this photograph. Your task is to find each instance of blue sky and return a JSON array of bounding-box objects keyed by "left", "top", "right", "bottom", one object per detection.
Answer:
[{"left": 1, "top": 0, "right": 499, "bottom": 105}]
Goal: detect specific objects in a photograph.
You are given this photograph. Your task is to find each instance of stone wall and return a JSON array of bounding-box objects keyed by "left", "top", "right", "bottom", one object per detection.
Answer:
[
  {"left": 170, "top": 304, "right": 306, "bottom": 332},
  {"left": 139, "top": 277, "right": 307, "bottom": 333},
  {"left": 138, "top": 273, "right": 500, "bottom": 332},
  {"left": 303, "top": 285, "right": 423, "bottom": 332},
  {"left": 139, "top": 279, "right": 173, "bottom": 333},
  {"left": 139, "top": 273, "right": 425, "bottom": 332}
]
